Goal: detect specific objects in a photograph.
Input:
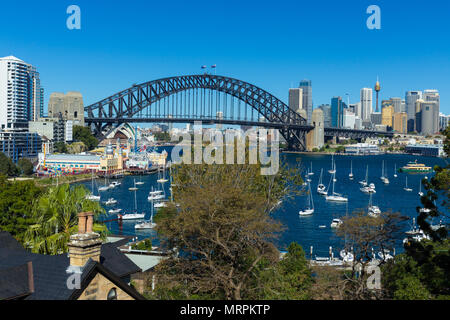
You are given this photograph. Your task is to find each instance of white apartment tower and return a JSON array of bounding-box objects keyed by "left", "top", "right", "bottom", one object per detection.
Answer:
[
  {"left": 360, "top": 88, "right": 373, "bottom": 122},
  {"left": 0, "top": 56, "right": 43, "bottom": 131}
]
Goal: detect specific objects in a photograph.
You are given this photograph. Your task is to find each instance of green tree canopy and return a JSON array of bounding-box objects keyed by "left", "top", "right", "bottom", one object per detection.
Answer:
[
  {"left": 73, "top": 125, "right": 99, "bottom": 150},
  {"left": 0, "top": 152, "right": 19, "bottom": 177},
  {"left": 17, "top": 158, "right": 34, "bottom": 176}
]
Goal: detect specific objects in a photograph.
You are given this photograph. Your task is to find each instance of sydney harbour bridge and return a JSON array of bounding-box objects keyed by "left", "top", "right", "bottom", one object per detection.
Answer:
[{"left": 85, "top": 74, "right": 392, "bottom": 151}]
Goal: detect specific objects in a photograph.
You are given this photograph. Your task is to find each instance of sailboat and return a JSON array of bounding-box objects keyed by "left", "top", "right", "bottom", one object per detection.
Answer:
[
  {"left": 404, "top": 176, "right": 412, "bottom": 192},
  {"left": 418, "top": 179, "right": 424, "bottom": 196},
  {"left": 394, "top": 164, "right": 398, "bottom": 178},
  {"left": 328, "top": 155, "right": 336, "bottom": 174},
  {"left": 104, "top": 198, "right": 117, "bottom": 206},
  {"left": 380, "top": 160, "right": 389, "bottom": 184},
  {"left": 367, "top": 193, "right": 381, "bottom": 217},
  {"left": 119, "top": 185, "right": 145, "bottom": 220},
  {"left": 135, "top": 174, "right": 144, "bottom": 185},
  {"left": 157, "top": 166, "right": 168, "bottom": 183},
  {"left": 148, "top": 186, "right": 165, "bottom": 201},
  {"left": 306, "top": 168, "right": 312, "bottom": 182},
  {"left": 326, "top": 171, "right": 348, "bottom": 202},
  {"left": 299, "top": 181, "right": 314, "bottom": 216},
  {"left": 135, "top": 200, "right": 157, "bottom": 229},
  {"left": 359, "top": 165, "right": 368, "bottom": 186},
  {"left": 98, "top": 167, "right": 111, "bottom": 192},
  {"left": 317, "top": 169, "right": 327, "bottom": 195},
  {"left": 86, "top": 171, "right": 100, "bottom": 201},
  {"left": 128, "top": 179, "right": 139, "bottom": 191},
  {"left": 349, "top": 160, "right": 354, "bottom": 180},
  {"left": 308, "top": 162, "right": 314, "bottom": 176}
]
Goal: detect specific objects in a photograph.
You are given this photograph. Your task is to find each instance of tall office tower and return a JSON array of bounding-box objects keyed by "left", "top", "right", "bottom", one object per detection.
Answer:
[
  {"left": 331, "top": 97, "right": 345, "bottom": 128},
  {"left": 393, "top": 112, "right": 407, "bottom": 133},
  {"left": 370, "top": 112, "right": 382, "bottom": 125},
  {"left": 419, "top": 102, "right": 439, "bottom": 135},
  {"left": 360, "top": 88, "right": 373, "bottom": 122},
  {"left": 391, "top": 97, "right": 403, "bottom": 113},
  {"left": 288, "top": 88, "right": 303, "bottom": 113},
  {"left": 0, "top": 56, "right": 43, "bottom": 131},
  {"left": 374, "top": 78, "right": 381, "bottom": 112},
  {"left": 354, "top": 102, "right": 362, "bottom": 118},
  {"left": 318, "top": 104, "right": 331, "bottom": 128},
  {"left": 299, "top": 80, "right": 312, "bottom": 124},
  {"left": 423, "top": 90, "right": 440, "bottom": 134},
  {"left": 343, "top": 109, "right": 356, "bottom": 129},
  {"left": 48, "top": 91, "right": 84, "bottom": 125},
  {"left": 405, "top": 91, "right": 422, "bottom": 132},
  {"left": 381, "top": 104, "right": 394, "bottom": 128}
]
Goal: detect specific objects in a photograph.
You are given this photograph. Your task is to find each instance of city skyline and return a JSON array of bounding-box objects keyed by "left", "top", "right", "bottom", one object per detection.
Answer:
[{"left": 0, "top": 0, "right": 449, "bottom": 114}]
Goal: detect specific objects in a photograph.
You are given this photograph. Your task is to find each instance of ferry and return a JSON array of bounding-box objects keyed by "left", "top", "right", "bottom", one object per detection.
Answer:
[{"left": 399, "top": 160, "right": 432, "bottom": 173}]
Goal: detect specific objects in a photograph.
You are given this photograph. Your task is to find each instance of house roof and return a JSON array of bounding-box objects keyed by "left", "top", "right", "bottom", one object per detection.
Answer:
[{"left": 0, "top": 232, "right": 143, "bottom": 300}]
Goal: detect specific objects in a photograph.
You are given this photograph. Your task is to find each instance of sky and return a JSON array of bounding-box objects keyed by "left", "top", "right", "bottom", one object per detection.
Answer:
[{"left": 1, "top": 0, "right": 449, "bottom": 115}]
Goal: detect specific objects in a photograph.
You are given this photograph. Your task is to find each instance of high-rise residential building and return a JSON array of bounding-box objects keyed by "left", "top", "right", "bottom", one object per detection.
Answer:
[
  {"left": 331, "top": 97, "right": 346, "bottom": 128},
  {"left": 48, "top": 91, "right": 84, "bottom": 125},
  {"left": 405, "top": 91, "right": 422, "bottom": 132},
  {"left": 0, "top": 56, "right": 43, "bottom": 131},
  {"left": 288, "top": 88, "right": 303, "bottom": 113},
  {"left": 360, "top": 88, "right": 373, "bottom": 122},
  {"left": 354, "top": 102, "right": 362, "bottom": 119},
  {"left": 343, "top": 109, "right": 356, "bottom": 129},
  {"left": 393, "top": 112, "right": 407, "bottom": 133},
  {"left": 318, "top": 104, "right": 331, "bottom": 128},
  {"left": 381, "top": 105, "right": 394, "bottom": 128},
  {"left": 439, "top": 113, "right": 449, "bottom": 131},
  {"left": 299, "top": 80, "right": 312, "bottom": 124}
]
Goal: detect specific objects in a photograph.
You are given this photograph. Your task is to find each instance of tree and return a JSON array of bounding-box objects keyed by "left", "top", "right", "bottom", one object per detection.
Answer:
[
  {"left": 24, "top": 184, "right": 107, "bottom": 254},
  {"left": 54, "top": 141, "right": 68, "bottom": 153},
  {"left": 335, "top": 211, "right": 407, "bottom": 299},
  {"left": 0, "top": 176, "right": 43, "bottom": 243},
  {"left": 0, "top": 152, "right": 19, "bottom": 177},
  {"left": 150, "top": 161, "right": 304, "bottom": 300},
  {"left": 17, "top": 158, "right": 34, "bottom": 176},
  {"left": 73, "top": 125, "right": 98, "bottom": 150}
]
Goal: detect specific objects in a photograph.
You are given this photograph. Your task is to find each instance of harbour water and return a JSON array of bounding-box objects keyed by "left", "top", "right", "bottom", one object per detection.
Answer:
[{"left": 76, "top": 151, "right": 448, "bottom": 257}]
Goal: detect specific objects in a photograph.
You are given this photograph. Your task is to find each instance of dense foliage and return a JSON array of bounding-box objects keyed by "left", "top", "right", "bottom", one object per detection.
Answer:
[
  {"left": 0, "top": 152, "right": 19, "bottom": 177},
  {"left": 73, "top": 125, "right": 99, "bottom": 150}
]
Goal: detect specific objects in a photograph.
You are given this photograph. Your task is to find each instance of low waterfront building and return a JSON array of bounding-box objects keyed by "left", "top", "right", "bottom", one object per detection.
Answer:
[
  {"left": 345, "top": 143, "right": 380, "bottom": 155},
  {"left": 405, "top": 144, "right": 444, "bottom": 157}
]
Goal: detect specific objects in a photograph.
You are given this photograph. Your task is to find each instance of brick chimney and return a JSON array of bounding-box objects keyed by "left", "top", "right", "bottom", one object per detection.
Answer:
[{"left": 67, "top": 212, "right": 102, "bottom": 268}]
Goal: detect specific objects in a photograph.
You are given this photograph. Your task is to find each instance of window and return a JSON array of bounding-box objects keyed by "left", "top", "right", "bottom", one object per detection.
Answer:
[{"left": 107, "top": 288, "right": 117, "bottom": 300}]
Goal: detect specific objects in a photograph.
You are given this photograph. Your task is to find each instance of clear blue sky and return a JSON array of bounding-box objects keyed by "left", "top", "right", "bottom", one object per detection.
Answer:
[{"left": 1, "top": 0, "right": 449, "bottom": 114}]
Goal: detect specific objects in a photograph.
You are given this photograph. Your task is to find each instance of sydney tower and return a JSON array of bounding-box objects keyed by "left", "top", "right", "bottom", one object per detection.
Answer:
[{"left": 374, "top": 78, "right": 381, "bottom": 112}]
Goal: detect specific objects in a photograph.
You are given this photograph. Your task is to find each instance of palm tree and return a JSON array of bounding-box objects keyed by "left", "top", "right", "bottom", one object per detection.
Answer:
[{"left": 25, "top": 184, "right": 107, "bottom": 255}]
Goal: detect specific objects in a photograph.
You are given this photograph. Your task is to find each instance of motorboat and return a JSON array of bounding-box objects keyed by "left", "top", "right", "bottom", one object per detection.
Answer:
[
  {"left": 104, "top": 198, "right": 117, "bottom": 206},
  {"left": 331, "top": 218, "right": 343, "bottom": 228},
  {"left": 403, "top": 230, "right": 430, "bottom": 244},
  {"left": 108, "top": 208, "right": 122, "bottom": 214},
  {"left": 109, "top": 181, "right": 121, "bottom": 188},
  {"left": 360, "top": 186, "right": 376, "bottom": 194},
  {"left": 299, "top": 181, "right": 314, "bottom": 216}
]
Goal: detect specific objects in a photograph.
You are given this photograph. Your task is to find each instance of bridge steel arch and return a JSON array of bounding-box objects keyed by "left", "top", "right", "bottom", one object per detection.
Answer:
[{"left": 85, "top": 74, "right": 313, "bottom": 150}]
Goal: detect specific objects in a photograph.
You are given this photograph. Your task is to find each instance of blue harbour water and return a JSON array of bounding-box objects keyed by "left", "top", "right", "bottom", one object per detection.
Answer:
[{"left": 76, "top": 150, "right": 448, "bottom": 257}]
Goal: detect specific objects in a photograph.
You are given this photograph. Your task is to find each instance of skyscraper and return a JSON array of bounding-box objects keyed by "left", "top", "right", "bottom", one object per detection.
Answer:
[
  {"left": 318, "top": 104, "right": 331, "bottom": 128},
  {"left": 391, "top": 97, "right": 403, "bottom": 113},
  {"left": 381, "top": 104, "right": 394, "bottom": 128},
  {"left": 422, "top": 90, "right": 440, "bottom": 135},
  {"left": 405, "top": 91, "right": 422, "bottom": 132},
  {"left": 299, "top": 80, "right": 312, "bottom": 124},
  {"left": 360, "top": 88, "right": 373, "bottom": 122},
  {"left": 0, "top": 56, "right": 43, "bottom": 131},
  {"left": 288, "top": 88, "right": 303, "bottom": 113},
  {"left": 393, "top": 112, "right": 407, "bottom": 133},
  {"left": 331, "top": 97, "right": 345, "bottom": 128}
]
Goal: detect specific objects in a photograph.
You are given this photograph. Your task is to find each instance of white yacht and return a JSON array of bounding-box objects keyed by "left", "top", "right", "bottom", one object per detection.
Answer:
[
  {"left": 86, "top": 171, "right": 101, "bottom": 201},
  {"left": 340, "top": 249, "right": 354, "bottom": 263},
  {"left": 308, "top": 162, "right": 314, "bottom": 176},
  {"left": 359, "top": 165, "right": 369, "bottom": 186},
  {"left": 108, "top": 208, "right": 122, "bottom": 214},
  {"left": 403, "top": 231, "right": 430, "bottom": 244},
  {"left": 328, "top": 155, "right": 336, "bottom": 174},
  {"left": 135, "top": 175, "right": 145, "bottom": 185},
  {"left": 317, "top": 169, "right": 327, "bottom": 195},
  {"left": 148, "top": 187, "right": 165, "bottom": 201},
  {"left": 120, "top": 183, "right": 145, "bottom": 220},
  {"left": 404, "top": 176, "right": 413, "bottom": 192},
  {"left": 109, "top": 181, "right": 121, "bottom": 189},
  {"left": 135, "top": 206, "right": 156, "bottom": 230},
  {"left": 326, "top": 172, "right": 348, "bottom": 202},
  {"left": 349, "top": 160, "right": 354, "bottom": 180},
  {"left": 394, "top": 164, "right": 398, "bottom": 178},
  {"left": 128, "top": 179, "right": 139, "bottom": 191},
  {"left": 99, "top": 167, "right": 111, "bottom": 191},
  {"left": 104, "top": 198, "right": 117, "bottom": 206},
  {"left": 299, "top": 181, "right": 314, "bottom": 216},
  {"left": 377, "top": 249, "right": 394, "bottom": 261},
  {"left": 405, "top": 218, "right": 422, "bottom": 236},
  {"left": 154, "top": 201, "right": 167, "bottom": 209},
  {"left": 331, "top": 218, "right": 343, "bottom": 228},
  {"left": 418, "top": 180, "right": 424, "bottom": 196},
  {"left": 157, "top": 167, "right": 169, "bottom": 183},
  {"left": 367, "top": 193, "right": 381, "bottom": 217}
]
